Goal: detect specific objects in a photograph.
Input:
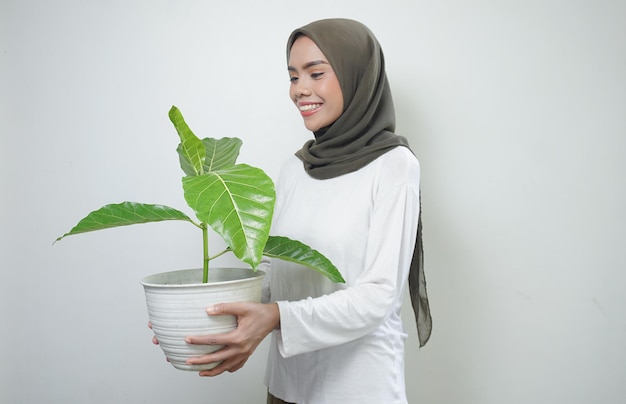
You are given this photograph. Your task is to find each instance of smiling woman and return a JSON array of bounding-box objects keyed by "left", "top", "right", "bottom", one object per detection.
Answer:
[{"left": 177, "top": 18, "right": 431, "bottom": 404}]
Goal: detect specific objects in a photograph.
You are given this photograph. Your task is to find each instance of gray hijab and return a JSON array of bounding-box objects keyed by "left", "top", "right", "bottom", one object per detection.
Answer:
[{"left": 287, "top": 18, "right": 432, "bottom": 347}]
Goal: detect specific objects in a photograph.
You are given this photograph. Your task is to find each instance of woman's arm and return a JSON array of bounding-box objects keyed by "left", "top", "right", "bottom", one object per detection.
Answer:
[{"left": 275, "top": 180, "right": 420, "bottom": 356}]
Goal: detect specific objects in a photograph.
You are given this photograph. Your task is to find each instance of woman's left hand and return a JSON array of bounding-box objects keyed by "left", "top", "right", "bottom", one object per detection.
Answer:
[{"left": 185, "top": 302, "right": 280, "bottom": 377}]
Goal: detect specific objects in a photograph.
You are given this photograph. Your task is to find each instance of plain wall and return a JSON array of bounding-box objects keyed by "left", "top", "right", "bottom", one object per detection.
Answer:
[{"left": 2, "top": 0, "right": 625, "bottom": 403}]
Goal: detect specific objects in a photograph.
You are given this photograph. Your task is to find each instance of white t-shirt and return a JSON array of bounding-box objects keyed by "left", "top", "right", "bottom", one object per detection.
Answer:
[{"left": 263, "top": 146, "right": 421, "bottom": 404}]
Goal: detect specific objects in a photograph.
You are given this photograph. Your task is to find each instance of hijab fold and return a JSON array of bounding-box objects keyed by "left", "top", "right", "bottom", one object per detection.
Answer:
[{"left": 287, "top": 18, "right": 432, "bottom": 347}]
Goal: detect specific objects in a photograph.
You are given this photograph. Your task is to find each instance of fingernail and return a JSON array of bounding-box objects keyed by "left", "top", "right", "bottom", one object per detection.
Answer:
[{"left": 206, "top": 306, "right": 215, "bottom": 314}]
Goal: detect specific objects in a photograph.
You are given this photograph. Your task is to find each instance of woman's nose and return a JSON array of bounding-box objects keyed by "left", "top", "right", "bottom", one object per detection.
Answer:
[{"left": 295, "top": 82, "right": 311, "bottom": 98}]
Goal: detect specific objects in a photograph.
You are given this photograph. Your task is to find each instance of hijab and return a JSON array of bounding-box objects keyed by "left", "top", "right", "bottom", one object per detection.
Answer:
[{"left": 286, "top": 18, "right": 432, "bottom": 347}]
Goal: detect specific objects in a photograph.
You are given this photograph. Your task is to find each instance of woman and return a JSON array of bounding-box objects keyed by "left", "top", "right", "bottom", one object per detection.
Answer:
[{"left": 184, "top": 18, "right": 432, "bottom": 403}]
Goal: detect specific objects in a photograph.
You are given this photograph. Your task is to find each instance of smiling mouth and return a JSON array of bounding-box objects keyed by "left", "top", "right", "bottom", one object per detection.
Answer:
[{"left": 299, "top": 103, "right": 322, "bottom": 111}]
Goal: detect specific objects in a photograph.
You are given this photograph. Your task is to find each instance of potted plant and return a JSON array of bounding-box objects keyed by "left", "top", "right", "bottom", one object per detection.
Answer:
[{"left": 56, "top": 106, "right": 344, "bottom": 371}]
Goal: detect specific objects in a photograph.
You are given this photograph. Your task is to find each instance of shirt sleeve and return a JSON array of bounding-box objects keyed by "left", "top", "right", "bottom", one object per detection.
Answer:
[{"left": 274, "top": 168, "right": 420, "bottom": 357}]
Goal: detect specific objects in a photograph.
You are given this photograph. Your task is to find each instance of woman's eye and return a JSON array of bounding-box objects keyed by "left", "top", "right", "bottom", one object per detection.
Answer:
[
  {"left": 289, "top": 76, "right": 298, "bottom": 83},
  {"left": 311, "top": 72, "right": 324, "bottom": 79}
]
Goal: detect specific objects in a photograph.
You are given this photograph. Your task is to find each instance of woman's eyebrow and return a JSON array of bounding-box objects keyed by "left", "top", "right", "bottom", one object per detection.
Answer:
[{"left": 287, "top": 60, "right": 329, "bottom": 71}]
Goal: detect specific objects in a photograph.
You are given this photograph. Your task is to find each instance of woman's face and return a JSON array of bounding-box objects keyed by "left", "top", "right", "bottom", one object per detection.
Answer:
[{"left": 288, "top": 36, "right": 344, "bottom": 132}]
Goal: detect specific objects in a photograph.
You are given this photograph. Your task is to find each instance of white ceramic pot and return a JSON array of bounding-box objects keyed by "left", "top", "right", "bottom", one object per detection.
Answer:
[{"left": 141, "top": 267, "right": 265, "bottom": 371}]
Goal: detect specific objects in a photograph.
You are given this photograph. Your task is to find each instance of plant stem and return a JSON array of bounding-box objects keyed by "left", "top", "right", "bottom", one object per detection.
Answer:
[
  {"left": 208, "top": 248, "right": 231, "bottom": 261},
  {"left": 202, "top": 223, "right": 209, "bottom": 283}
]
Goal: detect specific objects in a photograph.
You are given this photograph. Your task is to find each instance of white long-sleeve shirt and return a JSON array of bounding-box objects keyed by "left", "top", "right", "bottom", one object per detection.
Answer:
[{"left": 263, "top": 146, "right": 420, "bottom": 404}]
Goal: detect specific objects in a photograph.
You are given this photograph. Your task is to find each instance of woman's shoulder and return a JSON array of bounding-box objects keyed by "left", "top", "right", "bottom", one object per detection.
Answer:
[
  {"left": 380, "top": 145, "right": 418, "bottom": 162},
  {"left": 375, "top": 146, "right": 420, "bottom": 179}
]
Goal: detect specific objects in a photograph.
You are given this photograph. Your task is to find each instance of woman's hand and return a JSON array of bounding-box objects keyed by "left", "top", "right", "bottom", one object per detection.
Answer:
[{"left": 186, "top": 302, "right": 280, "bottom": 377}]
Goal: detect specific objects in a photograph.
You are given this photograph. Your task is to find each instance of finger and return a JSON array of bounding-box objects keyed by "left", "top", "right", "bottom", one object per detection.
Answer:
[
  {"left": 198, "top": 357, "right": 247, "bottom": 377},
  {"left": 227, "top": 359, "right": 246, "bottom": 373},
  {"left": 148, "top": 321, "right": 153, "bottom": 329},
  {"left": 206, "top": 302, "right": 248, "bottom": 317},
  {"left": 199, "top": 364, "right": 226, "bottom": 377},
  {"left": 185, "top": 331, "right": 235, "bottom": 346},
  {"left": 152, "top": 335, "right": 159, "bottom": 345},
  {"left": 186, "top": 346, "right": 231, "bottom": 367}
]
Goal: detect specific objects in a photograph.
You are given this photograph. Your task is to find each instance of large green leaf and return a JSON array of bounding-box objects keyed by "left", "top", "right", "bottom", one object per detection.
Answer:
[
  {"left": 56, "top": 202, "right": 193, "bottom": 242},
  {"left": 182, "top": 164, "right": 275, "bottom": 269},
  {"left": 169, "top": 106, "right": 205, "bottom": 176},
  {"left": 263, "top": 236, "right": 345, "bottom": 283}
]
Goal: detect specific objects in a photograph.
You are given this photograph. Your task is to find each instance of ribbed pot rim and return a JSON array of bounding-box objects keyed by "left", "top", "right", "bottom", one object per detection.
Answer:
[{"left": 140, "top": 267, "right": 265, "bottom": 288}]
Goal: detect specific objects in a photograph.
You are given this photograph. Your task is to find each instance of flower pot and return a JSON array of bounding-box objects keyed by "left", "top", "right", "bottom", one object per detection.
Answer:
[{"left": 141, "top": 267, "right": 265, "bottom": 371}]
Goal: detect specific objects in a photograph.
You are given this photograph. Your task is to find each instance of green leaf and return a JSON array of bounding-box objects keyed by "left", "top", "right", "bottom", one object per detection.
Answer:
[
  {"left": 263, "top": 236, "right": 345, "bottom": 283},
  {"left": 182, "top": 164, "right": 275, "bottom": 269},
  {"left": 169, "top": 106, "right": 205, "bottom": 176},
  {"left": 178, "top": 137, "right": 243, "bottom": 177},
  {"left": 56, "top": 202, "right": 194, "bottom": 242},
  {"left": 202, "top": 137, "right": 242, "bottom": 172}
]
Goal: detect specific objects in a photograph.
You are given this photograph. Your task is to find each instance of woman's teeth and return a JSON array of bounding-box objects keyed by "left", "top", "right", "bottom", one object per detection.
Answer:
[{"left": 299, "top": 104, "right": 322, "bottom": 111}]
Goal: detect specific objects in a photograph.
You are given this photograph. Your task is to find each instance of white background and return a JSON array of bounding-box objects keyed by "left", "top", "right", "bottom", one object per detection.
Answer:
[{"left": 2, "top": 1, "right": 625, "bottom": 403}]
